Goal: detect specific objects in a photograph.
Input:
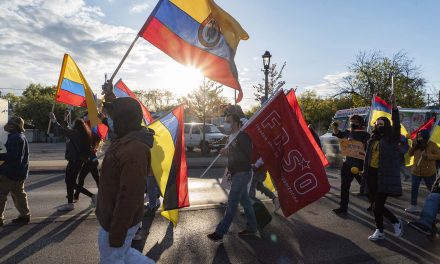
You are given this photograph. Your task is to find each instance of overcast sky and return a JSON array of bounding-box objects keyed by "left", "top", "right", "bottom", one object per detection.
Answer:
[{"left": 1, "top": 0, "right": 439, "bottom": 109}]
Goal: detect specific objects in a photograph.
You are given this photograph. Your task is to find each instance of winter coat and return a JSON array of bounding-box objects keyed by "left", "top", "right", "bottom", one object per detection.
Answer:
[
  {"left": 408, "top": 141, "right": 440, "bottom": 177},
  {"left": 0, "top": 132, "right": 29, "bottom": 181},
  {"left": 95, "top": 127, "right": 154, "bottom": 247},
  {"left": 55, "top": 122, "right": 90, "bottom": 162},
  {"left": 363, "top": 108, "right": 403, "bottom": 196}
]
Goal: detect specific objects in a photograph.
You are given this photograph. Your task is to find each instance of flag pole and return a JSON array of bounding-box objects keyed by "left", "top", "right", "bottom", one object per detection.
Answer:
[
  {"left": 200, "top": 89, "right": 284, "bottom": 178},
  {"left": 109, "top": 34, "right": 140, "bottom": 82},
  {"left": 391, "top": 75, "right": 394, "bottom": 94},
  {"left": 46, "top": 103, "right": 55, "bottom": 134}
]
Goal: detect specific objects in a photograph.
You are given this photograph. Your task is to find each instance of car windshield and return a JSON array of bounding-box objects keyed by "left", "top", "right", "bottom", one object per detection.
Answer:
[{"left": 202, "top": 125, "right": 221, "bottom": 134}]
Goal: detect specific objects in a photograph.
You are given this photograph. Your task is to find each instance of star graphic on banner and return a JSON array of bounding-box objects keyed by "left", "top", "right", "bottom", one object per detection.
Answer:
[{"left": 298, "top": 158, "right": 310, "bottom": 171}]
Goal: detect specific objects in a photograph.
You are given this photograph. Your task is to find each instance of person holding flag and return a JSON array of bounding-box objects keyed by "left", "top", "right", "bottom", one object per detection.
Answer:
[
  {"left": 363, "top": 94, "right": 404, "bottom": 241},
  {"left": 405, "top": 129, "right": 440, "bottom": 213},
  {"left": 331, "top": 115, "right": 370, "bottom": 214},
  {"left": 207, "top": 113, "right": 257, "bottom": 241},
  {"left": 96, "top": 84, "right": 155, "bottom": 263}
]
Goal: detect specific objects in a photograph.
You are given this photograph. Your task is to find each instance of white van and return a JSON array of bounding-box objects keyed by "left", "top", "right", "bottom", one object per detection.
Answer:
[{"left": 184, "top": 123, "right": 227, "bottom": 153}]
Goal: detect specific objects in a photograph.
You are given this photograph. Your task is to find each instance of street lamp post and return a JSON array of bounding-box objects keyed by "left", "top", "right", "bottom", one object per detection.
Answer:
[{"left": 262, "top": 51, "right": 272, "bottom": 103}]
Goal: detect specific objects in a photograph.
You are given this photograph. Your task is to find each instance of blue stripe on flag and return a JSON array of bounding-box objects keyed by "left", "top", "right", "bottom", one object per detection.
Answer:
[
  {"left": 160, "top": 112, "right": 178, "bottom": 145},
  {"left": 61, "top": 78, "right": 86, "bottom": 97}
]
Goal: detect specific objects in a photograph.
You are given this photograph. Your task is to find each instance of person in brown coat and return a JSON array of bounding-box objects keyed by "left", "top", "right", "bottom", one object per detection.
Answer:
[
  {"left": 95, "top": 84, "right": 155, "bottom": 264},
  {"left": 405, "top": 129, "right": 440, "bottom": 213}
]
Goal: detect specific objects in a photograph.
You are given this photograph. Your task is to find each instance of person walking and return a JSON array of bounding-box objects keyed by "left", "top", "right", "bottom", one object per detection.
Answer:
[
  {"left": 249, "top": 156, "right": 280, "bottom": 210},
  {"left": 332, "top": 115, "right": 370, "bottom": 214},
  {"left": 308, "top": 124, "right": 322, "bottom": 150},
  {"left": 364, "top": 94, "right": 404, "bottom": 241},
  {"left": 0, "top": 117, "right": 30, "bottom": 227},
  {"left": 49, "top": 113, "right": 96, "bottom": 211},
  {"left": 207, "top": 113, "right": 257, "bottom": 242},
  {"left": 96, "top": 86, "right": 155, "bottom": 263},
  {"left": 405, "top": 129, "right": 440, "bottom": 213}
]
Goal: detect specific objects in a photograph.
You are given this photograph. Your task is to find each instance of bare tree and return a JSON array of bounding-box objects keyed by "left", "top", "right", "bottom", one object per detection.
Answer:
[
  {"left": 133, "top": 89, "right": 174, "bottom": 112},
  {"left": 253, "top": 62, "right": 287, "bottom": 103},
  {"left": 337, "top": 51, "right": 425, "bottom": 107}
]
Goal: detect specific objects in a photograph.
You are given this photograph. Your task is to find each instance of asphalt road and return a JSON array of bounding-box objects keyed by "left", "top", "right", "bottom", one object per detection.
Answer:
[{"left": 0, "top": 168, "right": 439, "bottom": 264}]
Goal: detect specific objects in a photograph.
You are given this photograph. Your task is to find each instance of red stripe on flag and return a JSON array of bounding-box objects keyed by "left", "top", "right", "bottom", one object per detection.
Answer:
[
  {"left": 374, "top": 96, "right": 392, "bottom": 111},
  {"left": 172, "top": 105, "right": 189, "bottom": 208},
  {"left": 115, "top": 80, "right": 154, "bottom": 124},
  {"left": 410, "top": 117, "right": 435, "bottom": 140},
  {"left": 140, "top": 17, "right": 243, "bottom": 102},
  {"left": 56, "top": 89, "right": 86, "bottom": 108},
  {"left": 286, "top": 90, "right": 329, "bottom": 167}
]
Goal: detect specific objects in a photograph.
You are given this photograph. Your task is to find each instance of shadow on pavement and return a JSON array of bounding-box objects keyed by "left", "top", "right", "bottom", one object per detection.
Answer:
[
  {"left": 25, "top": 174, "right": 65, "bottom": 192},
  {"left": 212, "top": 244, "right": 231, "bottom": 264},
  {"left": 146, "top": 222, "right": 174, "bottom": 261},
  {"left": 131, "top": 214, "right": 156, "bottom": 252},
  {"left": 0, "top": 209, "right": 93, "bottom": 264}
]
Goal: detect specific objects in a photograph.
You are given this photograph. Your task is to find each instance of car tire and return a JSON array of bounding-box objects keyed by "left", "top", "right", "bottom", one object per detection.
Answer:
[{"left": 200, "top": 141, "right": 210, "bottom": 155}]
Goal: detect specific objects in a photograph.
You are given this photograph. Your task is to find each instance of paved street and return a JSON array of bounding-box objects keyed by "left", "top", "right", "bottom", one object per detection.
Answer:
[{"left": 1, "top": 163, "right": 439, "bottom": 264}]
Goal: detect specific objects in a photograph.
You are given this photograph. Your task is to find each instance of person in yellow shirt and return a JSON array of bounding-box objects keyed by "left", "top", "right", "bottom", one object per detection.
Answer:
[{"left": 405, "top": 129, "right": 440, "bottom": 213}]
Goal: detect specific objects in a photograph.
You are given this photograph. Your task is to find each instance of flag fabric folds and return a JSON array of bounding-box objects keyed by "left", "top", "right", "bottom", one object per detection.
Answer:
[
  {"left": 286, "top": 90, "right": 329, "bottom": 167},
  {"left": 113, "top": 79, "right": 154, "bottom": 125},
  {"left": 139, "top": 0, "right": 248, "bottom": 102},
  {"left": 148, "top": 105, "right": 189, "bottom": 226},
  {"left": 429, "top": 118, "right": 440, "bottom": 147},
  {"left": 369, "top": 95, "right": 409, "bottom": 137},
  {"left": 411, "top": 117, "right": 435, "bottom": 140},
  {"left": 55, "top": 54, "right": 105, "bottom": 135},
  {"left": 243, "top": 91, "right": 330, "bottom": 217}
]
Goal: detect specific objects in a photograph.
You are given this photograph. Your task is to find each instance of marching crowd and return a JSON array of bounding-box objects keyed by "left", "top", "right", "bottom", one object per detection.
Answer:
[{"left": 0, "top": 90, "right": 439, "bottom": 263}]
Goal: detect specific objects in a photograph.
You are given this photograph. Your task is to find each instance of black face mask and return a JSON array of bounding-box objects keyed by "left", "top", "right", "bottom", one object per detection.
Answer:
[
  {"left": 376, "top": 126, "right": 386, "bottom": 134},
  {"left": 351, "top": 124, "right": 360, "bottom": 130}
]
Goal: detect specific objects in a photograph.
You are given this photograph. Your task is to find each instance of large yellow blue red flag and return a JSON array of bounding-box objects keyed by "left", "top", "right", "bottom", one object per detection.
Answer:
[
  {"left": 139, "top": 0, "right": 248, "bottom": 103},
  {"left": 55, "top": 54, "right": 107, "bottom": 138},
  {"left": 148, "top": 105, "right": 189, "bottom": 226}
]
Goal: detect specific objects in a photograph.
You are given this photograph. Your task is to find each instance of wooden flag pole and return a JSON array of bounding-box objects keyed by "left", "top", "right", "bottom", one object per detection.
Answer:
[
  {"left": 46, "top": 102, "right": 56, "bottom": 134},
  {"left": 109, "top": 34, "right": 140, "bottom": 82}
]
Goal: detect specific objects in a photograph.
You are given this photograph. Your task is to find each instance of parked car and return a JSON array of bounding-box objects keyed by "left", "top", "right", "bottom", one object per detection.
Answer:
[{"left": 184, "top": 123, "right": 227, "bottom": 153}]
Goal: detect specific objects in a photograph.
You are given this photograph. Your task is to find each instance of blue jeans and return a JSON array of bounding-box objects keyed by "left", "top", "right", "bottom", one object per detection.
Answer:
[
  {"left": 216, "top": 171, "right": 257, "bottom": 236},
  {"left": 98, "top": 222, "right": 155, "bottom": 264},
  {"left": 411, "top": 174, "right": 436, "bottom": 206},
  {"left": 418, "top": 193, "right": 440, "bottom": 231},
  {"left": 147, "top": 176, "right": 160, "bottom": 209}
]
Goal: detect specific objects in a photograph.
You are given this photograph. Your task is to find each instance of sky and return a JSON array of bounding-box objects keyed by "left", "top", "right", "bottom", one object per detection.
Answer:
[{"left": 0, "top": 0, "right": 439, "bottom": 110}]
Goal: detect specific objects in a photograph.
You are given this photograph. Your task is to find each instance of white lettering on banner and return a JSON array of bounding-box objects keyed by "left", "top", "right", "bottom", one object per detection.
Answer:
[
  {"left": 273, "top": 128, "right": 289, "bottom": 151},
  {"left": 294, "top": 173, "right": 318, "bottom": 195},
  {"left": 283, "top": 150, "right": 310, "bottom": 172},
  {"left": 261, "top": 111, "right": 281, "bottom": 129}
]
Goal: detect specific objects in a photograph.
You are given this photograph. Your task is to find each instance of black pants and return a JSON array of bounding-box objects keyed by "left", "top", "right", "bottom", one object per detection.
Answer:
[
  {"left": 339, "top": 163, "right": 362, "bottom": 210},
  {"left": 367, "top": 167, "right": 399, "bottom": 231},
  {"left": 65, "top": 160, "right": 93, "bottom": 203},
  {"left": 75, "top": 160, "right": 99, "bottom": 199}
]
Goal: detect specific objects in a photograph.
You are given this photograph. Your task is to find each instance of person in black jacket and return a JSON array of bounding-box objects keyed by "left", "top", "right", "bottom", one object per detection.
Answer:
[
  {"left": 408, "top": 176, "right": 440, "bottom": 237},
  {"left": 332, "top": 115, "right": 370, "bottom": 214},
  {"left": 208, "top": 113, "right": 257, "bottom": 241},
  {"left": 364, "top": 94, "right": 403, "bottom": 241},
  {"left": 0, "top": 117, "right": 30, "bottom": 227},
  {"left": 49, "top": 112, "right": 96, "bottom": 212}
]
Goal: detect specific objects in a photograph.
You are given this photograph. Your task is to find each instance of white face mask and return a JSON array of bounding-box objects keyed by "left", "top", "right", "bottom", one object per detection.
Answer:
[{"left": 223, "top": 122, "right": 232, "bottom": 134}]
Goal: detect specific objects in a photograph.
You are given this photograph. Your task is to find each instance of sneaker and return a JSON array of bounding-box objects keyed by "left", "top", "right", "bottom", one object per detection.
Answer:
[
  {"left": 272, "top": 197, "right": 281, "bottom": 211},
  {"left": 368, "top": 229, "right": 385, "bottom": 241},
  {"left": 57, "top": 203, "right": 75, "bottom": 212},
  {"left": 90, "top": 195, "right": 97, "bottom": 208},
  {"left": 393, "top": 219, "right": 404, "bottom": 237},
  {"left": 207, "top": 232, "right": 223, "bottom": 242},
  {"left": 405, "top": 205, "right": 418, "bottom": 214},
  {"left": 408, "top": 221, "right": 432, "bottom": 236},
  {"left": 238, "top": 229, "right": 257, "bottom": 236},
  {"left": 332, "top": 208, "right": 347, "bottom": 214},
  {"left": 11, "top": 215, "right": 30, "bottom": 224}
]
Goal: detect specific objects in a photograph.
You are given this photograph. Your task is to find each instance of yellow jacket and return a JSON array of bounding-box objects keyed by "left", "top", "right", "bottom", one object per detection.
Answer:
[{"left": 409, "top": 141, "right": 440, "bottom": 177}]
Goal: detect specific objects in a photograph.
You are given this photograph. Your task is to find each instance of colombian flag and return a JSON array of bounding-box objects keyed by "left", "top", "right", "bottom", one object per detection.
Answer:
[
  {"left": 139, "top": 0, "right": 248, "bottom": 103},
  {"left": 148, "top": 105, "right": 189, "bottom": 226},
  {"left": 370, "top": 96, "right": 409, "bottom": 137},
  {"left": 55, "top": 54, "right": 105, "bottom": 136},
  {"left": 411, "top": 117, "right": 435, "bottom": 140},
  {"left": 113, "top": 79, "right": 154, "bottom": 125},
  {"left": 429, "top": 118, "right": 440, "bottom": 147}
]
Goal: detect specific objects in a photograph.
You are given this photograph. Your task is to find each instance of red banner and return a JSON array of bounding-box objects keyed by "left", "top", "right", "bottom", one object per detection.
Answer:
[
  {"left": 286, "top": 90, "right": 329, "bottom": 167},
  {"left": 244, "top": 91, "right": 330, "bottom": 217}
]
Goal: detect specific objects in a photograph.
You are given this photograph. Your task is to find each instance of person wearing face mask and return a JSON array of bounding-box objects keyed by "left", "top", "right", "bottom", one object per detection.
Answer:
[
  {"left": 97, "top": 81, "right": 155, "bottom": 263},
  {"left": 332, "top": 115, "right": 370, "bottom": 214},
  {"left": 364, "top": 94, "right": 403, "bottom": 241},
  {"left": 0, "top": 116, "right": 30, "bottom": 227},
  {"left": 207, "top": 113, "right": 257, "bottom": 242},
  {"left": 405, "top": 129, "right": 440, "bottom": 213}
]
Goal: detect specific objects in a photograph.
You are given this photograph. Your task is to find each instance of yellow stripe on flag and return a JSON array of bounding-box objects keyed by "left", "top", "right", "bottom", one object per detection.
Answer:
[
  {"left": 430, "top": 125, "right": 440, "bottom": 147},
  {"left": 170, "top": 0, "right": 210, "bottom": 23}
]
